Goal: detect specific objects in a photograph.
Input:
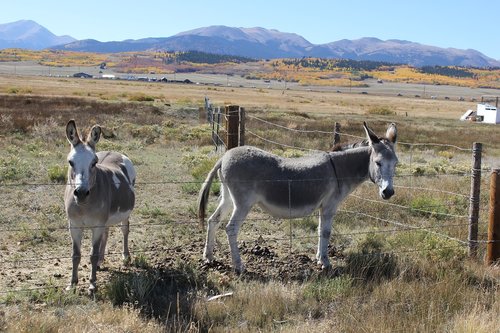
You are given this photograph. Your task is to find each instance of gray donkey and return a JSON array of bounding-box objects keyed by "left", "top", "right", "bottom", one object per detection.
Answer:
[
  {"left": 199, "top": 122, "right": 398, "bottom": 273},
  {"left": 64, "top": 120, "right": 136, "bottom": 292}
]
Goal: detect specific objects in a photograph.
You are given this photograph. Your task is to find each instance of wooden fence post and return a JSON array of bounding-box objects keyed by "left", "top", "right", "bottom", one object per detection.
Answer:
[
  {"left": 333, "top": 122, "right": 341, "bottom": 146},
  {"left": 486, "top": 169, "right": 500, "bottom": 265},
  {"left": 239, "top": 107, "right": 245, "bottom": 146},
  {"left": 468, "top": 142, "right": 482, "bottom": 258},
  {"left": 225, "top": 105, "right": 240, "bottom": 150}
]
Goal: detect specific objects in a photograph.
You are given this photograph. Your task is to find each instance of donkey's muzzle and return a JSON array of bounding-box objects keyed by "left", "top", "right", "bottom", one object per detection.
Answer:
[
  {"left": 74, "top": 187, "right": 90, "bottom": 201},
  {"left": 381, "top": 188, "right": 394, "bottom": 200}
]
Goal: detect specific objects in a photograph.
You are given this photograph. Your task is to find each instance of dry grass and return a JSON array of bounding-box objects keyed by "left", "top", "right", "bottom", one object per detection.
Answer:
[
  {"left": 1, "top": 303, "right": 165, "bottom": 333},
  {"left": 0, "top": 73, "right": 477, "bottom": 120},
  {"left": 0, "top": 77, "right": 499, "bottom": 332}
]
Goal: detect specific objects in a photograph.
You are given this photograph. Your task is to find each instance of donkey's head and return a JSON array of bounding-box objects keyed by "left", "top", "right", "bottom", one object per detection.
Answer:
[
  {"left": 364, "top": 122, "right": 398, "bottom": 200},
  {"left": 66, "top": 120, "right": 101, "bottom": 203}
]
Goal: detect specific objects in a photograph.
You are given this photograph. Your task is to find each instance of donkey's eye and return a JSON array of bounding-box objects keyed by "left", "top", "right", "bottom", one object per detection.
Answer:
[
  {"left": 376, "top": 162, "right": 382, "bottom": 167},
  {"left": 91, "top": 160, "right": 98, "bottom": 168},
  {"left": 68, "top": 160, "right": 74, "bottom": 168}
]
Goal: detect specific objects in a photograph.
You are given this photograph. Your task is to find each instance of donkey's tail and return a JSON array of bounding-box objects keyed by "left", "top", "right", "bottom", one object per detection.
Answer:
[{"left": 197, "top": 158, "right": 223, "bottom": 228}]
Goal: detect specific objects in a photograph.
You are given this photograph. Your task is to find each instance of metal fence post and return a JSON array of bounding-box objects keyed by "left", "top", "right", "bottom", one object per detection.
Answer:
[
  {"left": 215, "top": 107, "right": 222, "bottom": 151},
  {"left": 468, "top": 142, "right": 482, "bottom": 258},
  {"left": 486, "top": 169, "right": 500, "bottom": 265},
  {"left": 239, "top": 107, "right": 245, "bottom": 147}
]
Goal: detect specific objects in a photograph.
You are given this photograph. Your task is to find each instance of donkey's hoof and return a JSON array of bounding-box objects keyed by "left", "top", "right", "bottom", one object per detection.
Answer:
[
  {"left": 203, "top": 255, "right": 214, "bottom": 264},
  {"left": 122, "top": 256, "right": 131, "bottom": 266},
  {"left": 88, "top": 284, "right": 97, "bottom": 295},
  {"left": 234, "top": 265, "right": 245, "bottom": 275},
  {"left": 65, "top": 283, "right": 77, "bottom": 292}
]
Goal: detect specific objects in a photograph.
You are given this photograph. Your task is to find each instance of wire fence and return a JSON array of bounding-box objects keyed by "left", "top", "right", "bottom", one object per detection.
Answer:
[
  {"left": 207, "top": 105, "right": 496, "bottom": 245},
  {"left": 0, "top": 106, "right": 498, "bottom": 295}
]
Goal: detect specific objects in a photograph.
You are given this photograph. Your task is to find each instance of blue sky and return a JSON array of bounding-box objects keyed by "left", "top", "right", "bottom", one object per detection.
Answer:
[{"left": 2, "top": 0, "right": 499, "bottom": 60}]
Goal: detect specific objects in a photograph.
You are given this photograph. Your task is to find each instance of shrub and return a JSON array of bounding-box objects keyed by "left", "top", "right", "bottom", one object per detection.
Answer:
[
  {"left": 128, "top": 93, "right": 155, "bottom": 102},
  {"left": 0, "top": 156, "right": 32, "bottom": 182},
  {"left": 366, "top": 106, "right": 396, "bottom": 115},
  {"left": 410, "top": 196, "right": 449, "bottom": 220},
  {"left": 47, "top": 164, "right": 67, "bottom": 183}
]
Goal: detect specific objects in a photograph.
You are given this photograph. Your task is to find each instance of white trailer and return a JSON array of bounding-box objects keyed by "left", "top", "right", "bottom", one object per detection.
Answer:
[{"left": 476, "top": 103, "right": 500, "bottom": 124}]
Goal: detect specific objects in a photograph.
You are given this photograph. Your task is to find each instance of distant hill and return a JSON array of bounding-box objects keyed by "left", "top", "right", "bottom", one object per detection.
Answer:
[
  {"left": 0, "top": 20, "right": 75, "bottom": 50},
  {"left": 55, "top": 26, "right": 500, "bottom": 67},
  {"left": 311, "top": 37, "right": 499, "bottom": 68},
  {"left": 1, "top": 20, "right": 499, "bottom": 67}
]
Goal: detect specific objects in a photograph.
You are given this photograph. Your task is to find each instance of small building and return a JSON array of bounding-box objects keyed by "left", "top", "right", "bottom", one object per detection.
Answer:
[
  {"left": 476, "top": 103, "right": 500, "bottom": 124},
  {"left": 73, "top": 72, "right": 92, "bottom": 78},
  {"left": 460, "top": 103, "right": 500, "bottom": 124}
]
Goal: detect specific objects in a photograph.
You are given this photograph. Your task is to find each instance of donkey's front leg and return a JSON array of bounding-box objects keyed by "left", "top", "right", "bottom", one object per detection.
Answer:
[
  {"left": 316, "top": 209, "right": 336, "bottom": 269},
  {"left": 97, "top": 227, "right": 109, "bottom": 268},
  {"left": 67, "top": 226, "right": 83, "bottom": 290},
  {"left": 89, "top": 228, "right": 104, "bottom": 293}
]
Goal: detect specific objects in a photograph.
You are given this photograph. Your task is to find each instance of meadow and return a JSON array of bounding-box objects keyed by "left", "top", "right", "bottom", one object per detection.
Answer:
[{"left": 0, "top": 74, "right": 499, "bottom": 332}]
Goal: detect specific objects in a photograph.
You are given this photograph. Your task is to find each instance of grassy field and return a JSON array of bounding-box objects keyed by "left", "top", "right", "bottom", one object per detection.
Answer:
[{"left": 0, "top": 74, "right": 499, "bottom": 332}]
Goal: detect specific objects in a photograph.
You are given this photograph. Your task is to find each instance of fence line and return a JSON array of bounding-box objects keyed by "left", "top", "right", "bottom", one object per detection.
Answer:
[
  {"left": 0, "top": 233, "right": 471, "bottom": 267},
  {"left": 339, "top": 209, "right": 468, "bottom": 245},
  {"left": 246, "top": 129, "right": 324, "bottom": 152},
  {"left": 348, "top": 194, "right": 469, "bottom": 219},
  {"left": 0, "top": 107, "right": 495, "bottom": 295},
  {"left": 393, "top": 185, "right": 469, "bottom": 198},
  {"left": 247, "top": 114, "right": 336, "bottom": 135},
  {"left": 246, "top": 113, "right": 473, "bottom": 151},
  {"left": 0, "top": 210, "right": 470, "bottom": 233},
  {"left": 0, "top": 171, "right": 476, "bottom": 188}
]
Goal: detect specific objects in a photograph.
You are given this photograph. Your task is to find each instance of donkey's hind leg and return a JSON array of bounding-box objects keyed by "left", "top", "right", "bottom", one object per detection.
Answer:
[
  {"left": 121, "top": 218, "right": 131, "bottom": 264},
  {"left": 316, "top": 206, "right": 337, "bottom": 269},
  {"left": 204, "top": 183, "right": 232, "bottom": 263},
  {"left": 225, "top": 205, "right": 251, "bottom": 274}
]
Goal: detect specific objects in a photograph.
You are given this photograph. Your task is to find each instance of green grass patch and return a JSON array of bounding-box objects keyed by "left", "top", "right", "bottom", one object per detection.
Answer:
[
  {"left": 47, "top": 164, "right": 67, "bottom": 183},
  {"left": 410, "top": 195, "right": 449, "bottom": 219},
  {"left": 128, "top": 93, "right": 155, "bottom": 102},
  {"left": 303, "top": 276, "right": 353, "bottom": 302},
  {"left": 0, "top": 155, "right": 32, "bottom": 182}
]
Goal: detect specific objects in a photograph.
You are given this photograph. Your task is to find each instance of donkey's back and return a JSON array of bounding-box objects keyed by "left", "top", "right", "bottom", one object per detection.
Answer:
[{"left": 95, "top": 151, "right": 136, "bottom": 224}]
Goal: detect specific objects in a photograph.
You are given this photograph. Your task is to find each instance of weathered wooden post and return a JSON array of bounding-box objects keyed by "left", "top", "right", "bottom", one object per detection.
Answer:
[
  {"left": 468, "top": 142, "right": 482, "bottom": 258},
  {"left": 486, "top": 169, "right": 500, "bottom": 265},
  {"left": 239, "top": 107, "right": 245, "bottom": 146},
  {"left": 204, "top": 96, "right": 212, "bottom": 123},
  {"left": 333, "top": 122, "right": 341, "bottom": 146},
  {"left": 225, "top": 105, "right": 240, "bottom": 150}
]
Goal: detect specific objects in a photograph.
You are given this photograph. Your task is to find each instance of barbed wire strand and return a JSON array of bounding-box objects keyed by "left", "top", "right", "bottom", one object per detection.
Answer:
[{"left": 246, "top": 115, "right": 473, "bottom": 151}]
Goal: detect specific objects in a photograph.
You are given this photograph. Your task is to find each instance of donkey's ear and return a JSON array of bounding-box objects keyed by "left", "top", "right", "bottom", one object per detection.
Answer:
[
  {"left": 386, "top": 123, "right": 397, "bottom": 143},
  {"left": 363, "top": 122, "right": 380, "bottom": 145},
  {"left": 87, "top": 125, "right": 101, "bottom": 147},
  {"left": 66, "top": 120, "right": 81, "bottom": 146}
]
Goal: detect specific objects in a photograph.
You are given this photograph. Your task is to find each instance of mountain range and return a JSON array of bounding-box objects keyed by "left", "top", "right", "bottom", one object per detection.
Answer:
[
  {"left": 1, "top": 20, "right": 499, "bottom": 67},
  {"left": 0, "top": 20, "right": 75, "bottom": 50}
]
